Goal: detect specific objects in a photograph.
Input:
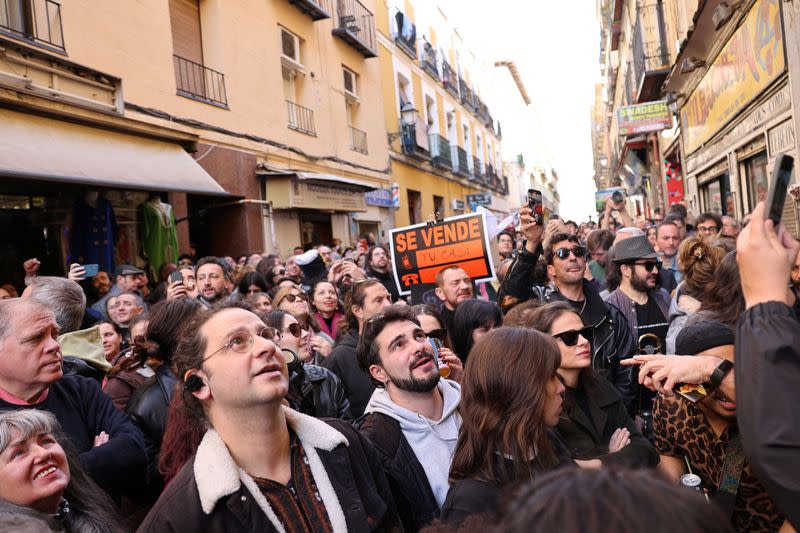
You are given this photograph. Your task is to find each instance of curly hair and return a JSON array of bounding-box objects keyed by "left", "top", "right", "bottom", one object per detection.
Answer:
[{"left": 699, "top": 251, "right": 744, "bottom": 327}]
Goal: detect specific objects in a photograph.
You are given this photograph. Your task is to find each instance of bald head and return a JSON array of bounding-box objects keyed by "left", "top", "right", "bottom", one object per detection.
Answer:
[{"left": 0, "top": 299, "right": 54, "bottom": 342}]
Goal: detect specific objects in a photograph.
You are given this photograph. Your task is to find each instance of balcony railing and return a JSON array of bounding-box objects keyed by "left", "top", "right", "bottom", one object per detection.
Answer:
[
  {"left": 441, "top": 60, "right": 458, "bottom": 97},
  {"left": 173, "top": 55, "right": 228, "bottom": 107},
  {"left": 286, "top": 100, "right": 316, "bottom": 136},
  {"left": 419, "top": 39, "right": 439, "bottom": 80},
  {"left": 459, "top": 78, "right": 473, "bottom": 111},
  {"left": 473, "top": 157, "right": 484, "bottom": 181},
  {"left": 0, "top": 0, "right": 64, "bottom": 51},
  {"left": 401, "top": 121, "right": 430, "bottom": 159},
  {"left": 429, "top": 133, "right": 452, "bottom": 170},
  {"left": 349, "top": 125, "right": 368, "bottom": 154},
  {"left": 333, "top": 0, "right": 377, "bottom": 58},
  {"left": 288, "top": 0, "right": 331, "bottom": 20},
  {"left": 486, "top": 164, "right": 495, "bottom": 187},
  {"left": 456, "top": 147, "right": 471, "bottom": 178},
  {"left": 632, "top": 0, "right": 669, "bottom": 103}
]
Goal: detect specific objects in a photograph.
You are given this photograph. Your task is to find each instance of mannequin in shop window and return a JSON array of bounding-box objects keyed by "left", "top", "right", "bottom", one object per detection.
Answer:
[
  {"left": 141, "top": 193, "right": 179, "bottom": 284},
  {"left": 69, "top": 191, "right": 118, "bottom": 274}
]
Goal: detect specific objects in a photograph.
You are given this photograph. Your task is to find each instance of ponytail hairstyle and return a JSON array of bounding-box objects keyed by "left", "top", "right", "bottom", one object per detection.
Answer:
[{"left": 677, "top": 235, "right": 725, "bottom": 300}]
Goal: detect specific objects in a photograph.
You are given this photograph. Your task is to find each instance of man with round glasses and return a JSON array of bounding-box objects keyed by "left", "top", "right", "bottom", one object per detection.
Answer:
[{"left": 499, "top": 205, "right": 637, "bottom": 413}]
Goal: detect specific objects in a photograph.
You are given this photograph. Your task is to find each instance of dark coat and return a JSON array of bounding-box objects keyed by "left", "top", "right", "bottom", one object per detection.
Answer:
[
  {"left": 736, "top": 301, "right": 800, "bottom": 529},
  {"left": 440, "top": 431, "right": 574, "bottom": 529},
  {"left": 321, "top": 329, "right": 375, "bottom": 418},
  {"left": 289, "top": 363, "right": 353, "bottom": 421},
  {"left": 556, "top": 373, "right": 659, "bottom": 468},
  {"left": 358, "top": 412, "right": 439, "bottom": 532},
  {"left": 137, "top": 408, "right": 401, "bottom": 533},
  {"left": 499, "top": 244, "right": 637, "bottom": 411}
]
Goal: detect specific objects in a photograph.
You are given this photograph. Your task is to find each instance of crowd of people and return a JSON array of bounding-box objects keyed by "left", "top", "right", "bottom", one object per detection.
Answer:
[{"left": 0, "top": 198, "right": 797, "bottom": 533}]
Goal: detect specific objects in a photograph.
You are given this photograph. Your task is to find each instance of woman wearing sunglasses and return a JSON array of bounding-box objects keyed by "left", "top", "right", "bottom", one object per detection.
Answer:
[
  {"left": 273, "top": 284, "right": 334, "bottom": 363},
  {"left": 263, "top": 311, "right": 352, "bottom": 421},
  {"left": 525, "top": 302, "right": 658, "bottom": 469}
]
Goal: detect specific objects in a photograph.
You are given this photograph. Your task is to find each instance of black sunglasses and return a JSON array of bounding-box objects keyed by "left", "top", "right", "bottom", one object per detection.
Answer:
[
  {"left": 553, "top": 327, "right": 592, "bottom": 347},
  {"left": 282, "top": 293, "right": 307, "bottom": 303},
  {"left": 282, "top": 322, "right": 304, "bottom": 338},
  {"left": 629, "top": 261, "right": 661, "bottom": 272},
  {"left": 427, "top": 328, "right": 448, "bottom": 341},
  {"left": 554, "top": 246, "right": 588, "bottom": 260}
]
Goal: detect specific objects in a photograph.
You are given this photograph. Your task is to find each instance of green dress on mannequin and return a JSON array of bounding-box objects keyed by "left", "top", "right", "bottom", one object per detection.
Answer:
[{"left": 142, "top": 196, "right": 179, "bottom": 282}]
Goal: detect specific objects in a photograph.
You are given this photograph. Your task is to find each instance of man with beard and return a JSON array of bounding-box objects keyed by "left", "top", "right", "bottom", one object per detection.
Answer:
[
  {"left": 195, "top": 256, "right": 230, "bottom": 308},
  {"left": 631, "top": 320, "right": 787, "bottom": 533},
  {"left": 434, "top": 266, "right": 474, "bottom": 335},
  {"left": 656, "top": 220, "right": 683, "bottom": 283},
  {"left": 357, "top": 304, "right": 463, "bottom": 532},
  {"left": 365, "top": 245, "right": 399, "bottom": 302}
]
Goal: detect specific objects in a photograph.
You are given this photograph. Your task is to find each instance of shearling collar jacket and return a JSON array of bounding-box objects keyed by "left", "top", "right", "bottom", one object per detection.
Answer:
[{"left": 137, "top": 406, "right": 400, "bottom": 533}]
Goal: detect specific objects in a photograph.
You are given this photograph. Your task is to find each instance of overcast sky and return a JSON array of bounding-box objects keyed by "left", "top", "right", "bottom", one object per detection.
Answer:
[{"left": 450, "top": 1, "right": 601, "bottom": 221}]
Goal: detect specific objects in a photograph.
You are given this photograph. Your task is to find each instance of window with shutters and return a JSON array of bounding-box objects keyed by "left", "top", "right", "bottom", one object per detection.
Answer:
[{"left": 169, "top": 0, "right": 227, "bottom": 107}]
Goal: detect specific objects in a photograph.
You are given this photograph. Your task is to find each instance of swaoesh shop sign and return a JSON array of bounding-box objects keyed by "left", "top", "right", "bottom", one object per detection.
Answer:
[{"left": 390, "top": 212, "right": 496, "bottom": 296}]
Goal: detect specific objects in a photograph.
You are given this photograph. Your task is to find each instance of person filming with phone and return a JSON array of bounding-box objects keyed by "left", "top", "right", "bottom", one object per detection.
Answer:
[{"left": 499, "top": 194, "right": 637, "bottom": 412}]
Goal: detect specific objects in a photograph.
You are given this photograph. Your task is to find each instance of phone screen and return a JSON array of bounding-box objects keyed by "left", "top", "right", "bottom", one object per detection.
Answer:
[
  {"left": 169, "top": 271, "right": 184, "bottom": 284},
  {"left": 527, "top": 189, "right": 543, "bottom": 225},
  {"left": 766, "top": 154, "right": 794, "bottom": 224}
]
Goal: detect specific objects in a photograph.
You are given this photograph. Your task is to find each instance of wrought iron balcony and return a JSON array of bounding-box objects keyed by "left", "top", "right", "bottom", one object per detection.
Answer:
[
  {"left": 349, "top": 125, "right": 368, "bottom": 154},
  {"left": 441, "top": 60, "right": 458, "bottom": 97},
  {"left": 401, "top": 122, "right": 430, "bottom": 159},
  {"left": 333, "top": 0, "right": 377, "bottom": 58},
  {"left": 288, "top": 0, "right": 331, "bottom": 21},
  {"left": 393, "top": 11, "right": 416, "bottom": 59},
  {"left": 173, "top": 55, "right": 228, "bottom": 107},
  {"left": 473, "top": 156, "right": 483, "bottom": 181},
  {"left": 428, "top": 133, "right": 452, "bottom": 170},
  {"left": 456, "top": 147, "right": 471, "bottom": 179},
  {"left": 632, "top": 0, "right": 669, "bottom": 103},
  {"left": 286, "top": 100, "right": 316, "bottom": 136},
  {"left": 486, "top": 164, "right": 495, "bottom": 187},
  {"left": 0, "top": 0, "right": 64, "bottom": 51},
  {"left": 419, "top": 39, "right": 439, "bottom": 80},
  {"left": 459, "top": 78, "right": 473, "bottom": 111}
]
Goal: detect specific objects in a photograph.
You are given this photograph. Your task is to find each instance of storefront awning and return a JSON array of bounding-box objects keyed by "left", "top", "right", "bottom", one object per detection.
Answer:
[
  {"left": 256, "top": 165, "right": 379, "bottom": 191},
  {"left": 0, "top": 108, "right": 227, "bottom": 195}
]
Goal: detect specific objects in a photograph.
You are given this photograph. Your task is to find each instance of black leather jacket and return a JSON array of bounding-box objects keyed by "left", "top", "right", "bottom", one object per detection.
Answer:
[
  {"left": 499, "top": 242, "right": 637, "bottom": 411},
  {"left": 289, "top": 364, "right": 353, "bottom": 421},
  {"left": 127, "top": 364, "right": 178, "bottom": 499}
]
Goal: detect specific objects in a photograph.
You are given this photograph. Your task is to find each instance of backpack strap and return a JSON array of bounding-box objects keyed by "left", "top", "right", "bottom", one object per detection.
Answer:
[{"left": 715, "top": 432, "right": 746, "bottom": 519}]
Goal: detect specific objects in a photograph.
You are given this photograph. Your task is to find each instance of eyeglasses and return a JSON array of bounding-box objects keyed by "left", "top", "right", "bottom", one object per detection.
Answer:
[
  {"left": 274, "top": 269, "right": 287, "bottom": 276},
  {"left": 282, "top": 323, "right": 304, "bottom": 338},
  {"left": 553, "top": 327, "right": 592, "bottom": 347},
  {"left": 554, "top": 246, "right": 588, "bottom": 260},
  {"left": 203, "top": 326, "right": 280, "bottom": 362},
  {"left": 282, "top": 293, "right": 307, "bottom": 304},
  {"left": 629, "top": 261, "right": 661, "bottom": 272},
  {"left": 697, "top": 225, "right": 718, "bottom": 234},
  {"left": 427, "top": 328, "right": 448, "bottom": 341}
]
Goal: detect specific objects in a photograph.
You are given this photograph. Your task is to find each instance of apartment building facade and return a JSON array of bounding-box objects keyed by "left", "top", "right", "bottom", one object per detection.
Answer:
[
  {"left": 0, "top": 0, "right": 392, "bottom": 285},
  {"left": 377, "top": 0, "right": 509, "bottom": 227}
]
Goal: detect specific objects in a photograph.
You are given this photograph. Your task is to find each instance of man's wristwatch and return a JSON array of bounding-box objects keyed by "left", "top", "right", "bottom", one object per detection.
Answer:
[{"left": 707, "top": 359, "right": 734, "bottom": 389}]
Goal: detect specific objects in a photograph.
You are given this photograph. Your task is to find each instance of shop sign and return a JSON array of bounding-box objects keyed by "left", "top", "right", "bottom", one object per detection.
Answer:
[
  {"left": 365, "top": 188, "right": 394, "bottom": 207},
  {"left": 768, "top": 119, "right": 795, "bottom": 155},
  {"left": 290, "top": 180, "right": 366, "bottom": 211},
  {"left": 466, "top": 193, "right": 492, "bottom": 206},
  {"left": 685, "top": 85, "right": 790, "bottom": 174},
  {"left": 390, "top": 212, "right": 496, "bottom": 298},
  {"left": 617, "top": 101, "right": 672, "bottom": 136},
  {"left": 682, "top": 0, "right": 785, "bottom": 155}
]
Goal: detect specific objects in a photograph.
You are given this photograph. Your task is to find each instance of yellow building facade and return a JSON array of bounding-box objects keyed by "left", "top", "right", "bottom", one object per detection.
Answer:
[
  {"left": 0, "top": 0, "right": 393, "bottom": 284},
  {"left": 376, "top": 0, "right": 509, "bottom": 228}
]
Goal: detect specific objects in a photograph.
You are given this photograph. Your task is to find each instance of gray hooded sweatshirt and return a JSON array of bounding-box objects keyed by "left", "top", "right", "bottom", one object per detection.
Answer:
[{"left": 363, "top": 379, "right": 462, "bottom": 509}]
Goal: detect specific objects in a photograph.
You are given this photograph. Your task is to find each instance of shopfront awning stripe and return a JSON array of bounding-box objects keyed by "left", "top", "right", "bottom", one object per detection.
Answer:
[{"left": 0, "top": 108, "right": 228, "bottom": 195}]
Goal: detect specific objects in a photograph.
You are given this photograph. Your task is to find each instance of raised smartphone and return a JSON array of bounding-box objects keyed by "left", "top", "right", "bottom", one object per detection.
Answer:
[
  {"left": 765, "top": 154, "right": 794, "bottom": 225},
  {"left": 527, "top": 189, "right": 543, "bottom": 225}
]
